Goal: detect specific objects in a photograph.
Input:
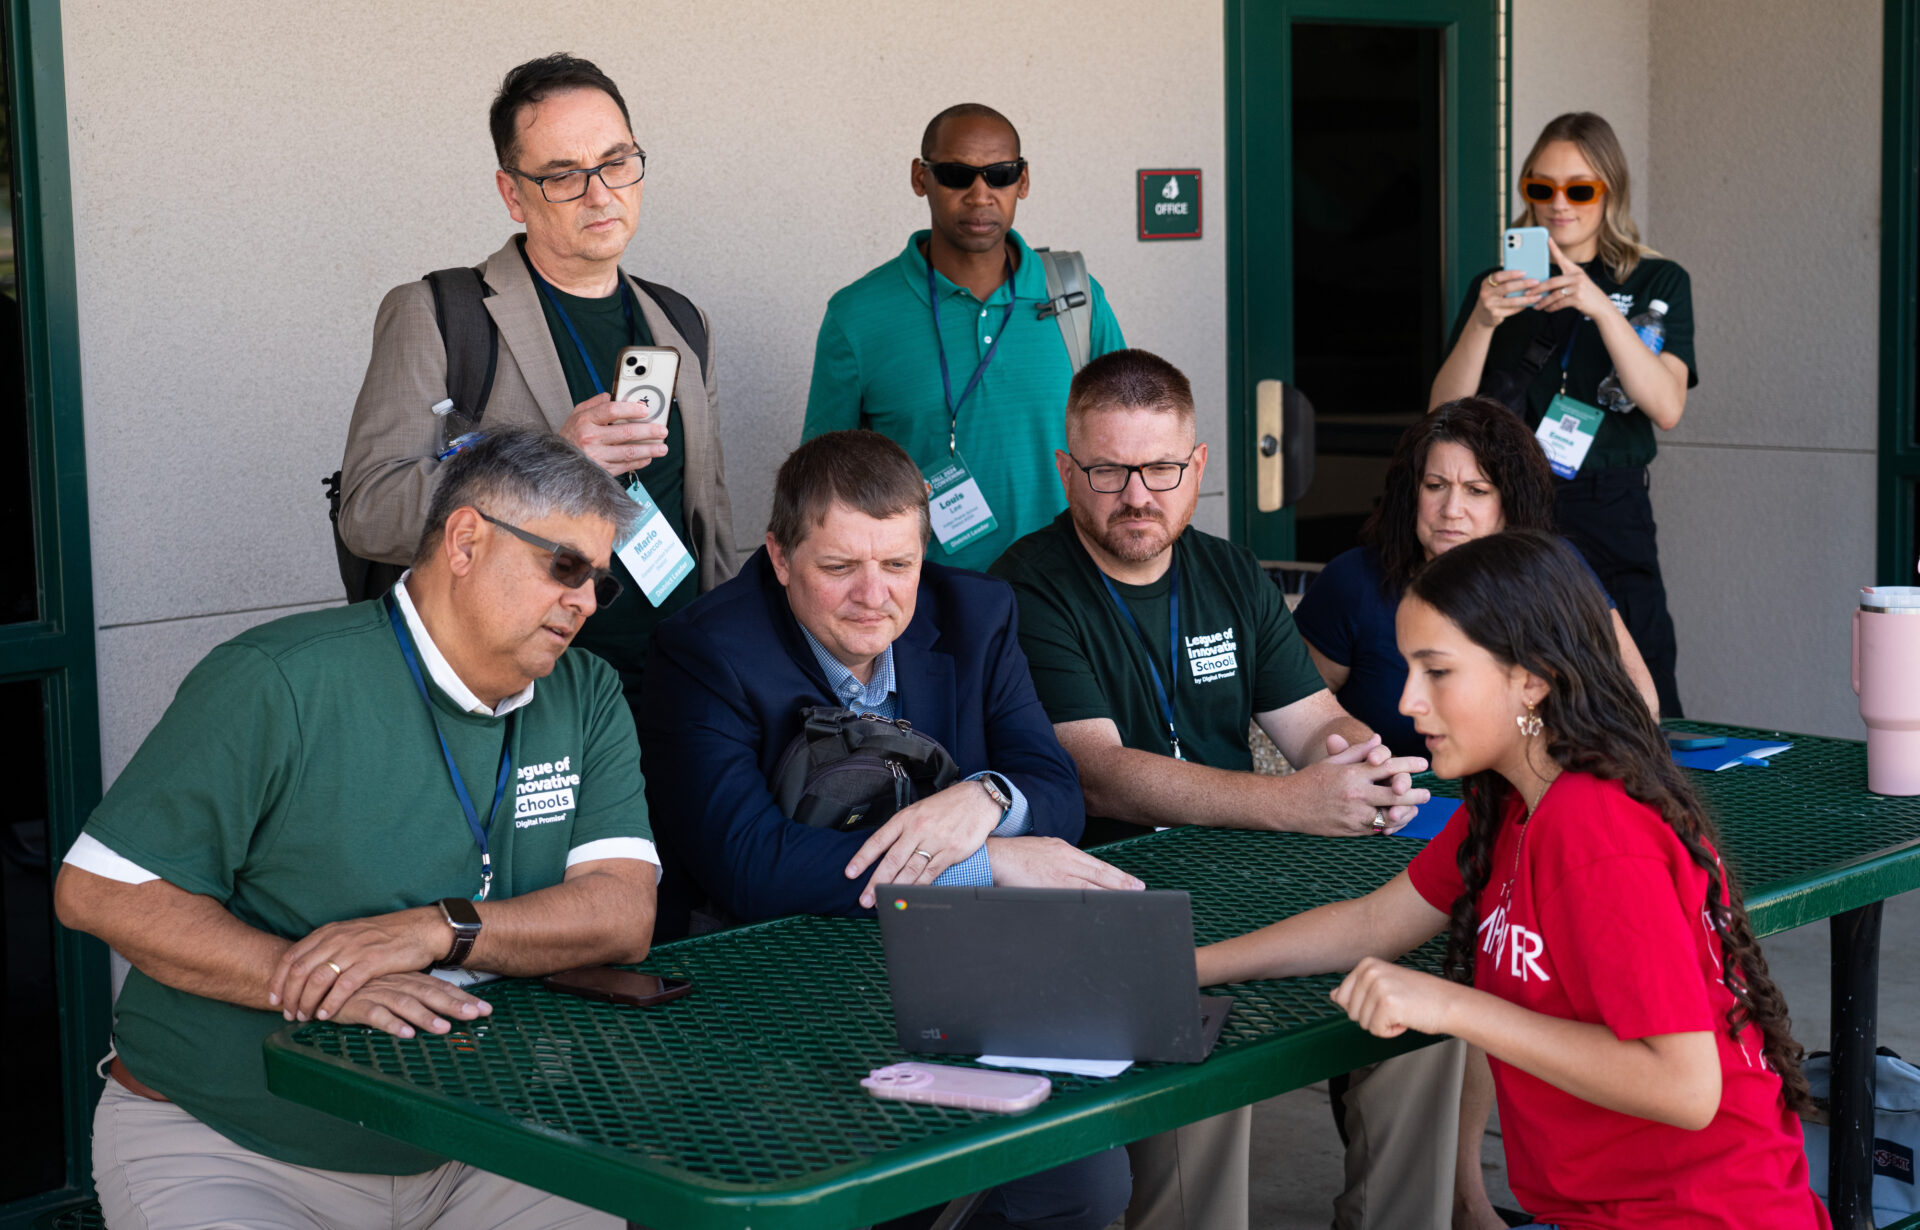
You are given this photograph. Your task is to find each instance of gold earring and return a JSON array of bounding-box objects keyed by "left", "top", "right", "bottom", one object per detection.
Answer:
[{"left": 1516, "top": 704, "right": 1543, "bottom": 738}]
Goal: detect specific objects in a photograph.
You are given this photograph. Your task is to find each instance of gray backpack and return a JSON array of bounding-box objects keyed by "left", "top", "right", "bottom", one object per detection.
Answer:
[{"left": 1035, "top": 248, "right": 1094, "bottom": 373}]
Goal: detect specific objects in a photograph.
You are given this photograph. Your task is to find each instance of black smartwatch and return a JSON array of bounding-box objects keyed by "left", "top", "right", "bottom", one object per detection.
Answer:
[{"left": 434, "top": 896, "right": 483, "bottom": 969}]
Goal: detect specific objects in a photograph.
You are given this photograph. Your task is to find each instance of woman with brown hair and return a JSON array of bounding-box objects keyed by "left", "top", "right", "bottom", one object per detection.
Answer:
[
  {"left": 1429, "top": 113, "right": 1694, "bottom": 719},
  {"left": 1296, "top": 396, "right": 1657, "bottom": 759},
  {"left": 1203, "top": 532, "right": 1826, "bottom": 1229}
]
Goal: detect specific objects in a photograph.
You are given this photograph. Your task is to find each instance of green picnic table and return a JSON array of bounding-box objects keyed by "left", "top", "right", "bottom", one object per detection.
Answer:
[{"left": 262, "top": 722, "right": 1920, "bottom": 1229}]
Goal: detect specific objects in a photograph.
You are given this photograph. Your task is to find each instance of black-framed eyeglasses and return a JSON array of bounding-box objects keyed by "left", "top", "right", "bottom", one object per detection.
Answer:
[
  {"left": 920, "top": 158, "right": 1027, "bottom": 191},
  {"left": 506, "top": 149, "right": 647, "bottom": 203},
  {"left": 1067, "top": 452, "right": 1195, "bottom": 494},
  {"left": 477, "top": 510, "right": 623, "bottom": 606}
]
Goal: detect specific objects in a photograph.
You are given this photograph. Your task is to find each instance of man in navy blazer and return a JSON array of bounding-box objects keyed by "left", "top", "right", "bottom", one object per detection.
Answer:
[
  {"left": 639, "top": 429, "right": 1140, "bottom": 939},
  {"left": 639, "top": 430, "right": 1135, "bottom": 1230}
]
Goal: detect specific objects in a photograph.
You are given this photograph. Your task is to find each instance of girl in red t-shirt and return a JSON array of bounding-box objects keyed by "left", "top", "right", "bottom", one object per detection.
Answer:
[{"left": 1199, "top": 531, "right": 1826, "bottom": 1230}]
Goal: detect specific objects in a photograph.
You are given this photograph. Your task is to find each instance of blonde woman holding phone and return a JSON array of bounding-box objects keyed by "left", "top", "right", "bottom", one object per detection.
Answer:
[{"left": 1429, "top": 112, "right": 1694, "bottom": 721}]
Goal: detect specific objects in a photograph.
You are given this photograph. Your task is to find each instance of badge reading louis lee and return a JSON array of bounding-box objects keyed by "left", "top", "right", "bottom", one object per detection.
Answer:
[{"left": 923, "top": 456, "right": 998, "bottom": 552}]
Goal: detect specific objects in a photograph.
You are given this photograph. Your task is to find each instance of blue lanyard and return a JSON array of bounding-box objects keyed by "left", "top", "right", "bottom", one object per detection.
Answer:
[
  {"left": 1557, "top": 318, "right": 1584, "bottom": 394},
  {"left": 928, "top": 254, "right": 1017, "bottom": 455},
  {"left": 1098, "top": 560, "right": 1184, "bottom": 761},
  {"left": 531, "top": 269, "right": 640, "bottom": 398},
  {"left": 387, "top": 596, "right": 514, "bottom": 902}
]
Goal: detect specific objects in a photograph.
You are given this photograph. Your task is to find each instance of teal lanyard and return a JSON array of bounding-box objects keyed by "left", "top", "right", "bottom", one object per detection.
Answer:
[{"left": 387, "top": 596, "right": 514, "bottom": 901}]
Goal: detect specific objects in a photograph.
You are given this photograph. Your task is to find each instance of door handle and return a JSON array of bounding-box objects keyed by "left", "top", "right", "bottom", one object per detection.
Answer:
[{"left": 1256, "top": 379, "right": 1284, "bottom": 512}]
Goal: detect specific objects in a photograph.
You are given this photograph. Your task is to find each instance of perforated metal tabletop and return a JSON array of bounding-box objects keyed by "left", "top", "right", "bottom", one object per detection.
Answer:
[{"left": 263, "top": 723, "right": 1920, "bottom": 1228}]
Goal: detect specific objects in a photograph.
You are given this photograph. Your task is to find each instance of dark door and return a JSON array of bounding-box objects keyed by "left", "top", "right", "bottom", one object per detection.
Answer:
[{"left": 1226, "top": 0, "right": 1505, "bottom": 563}]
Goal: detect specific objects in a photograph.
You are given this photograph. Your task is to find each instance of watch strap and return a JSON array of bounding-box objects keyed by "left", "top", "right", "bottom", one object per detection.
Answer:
[
  {"left": 434, "top": 897, "right": 483, "bottom": 969},
  {"left": 977, "top": 773, "right": 1012, "bottom": 815}
]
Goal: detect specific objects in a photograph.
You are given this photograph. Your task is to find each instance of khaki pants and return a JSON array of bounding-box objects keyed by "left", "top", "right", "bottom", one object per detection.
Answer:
[
  {"left": 93, "top": 1078, "right": 618, "bottom": 1230},
  {"left": 1333, "top": 1038, "right": 1467, "bottom": 1230},
  {"left": 1122, "top": 1106, "right": 1251, "bottom": 1230}
]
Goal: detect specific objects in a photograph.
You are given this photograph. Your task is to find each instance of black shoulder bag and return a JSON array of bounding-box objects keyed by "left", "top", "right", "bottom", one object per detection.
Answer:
[{"left": 769, "top": 707, "right": 962, "bottom": 832}]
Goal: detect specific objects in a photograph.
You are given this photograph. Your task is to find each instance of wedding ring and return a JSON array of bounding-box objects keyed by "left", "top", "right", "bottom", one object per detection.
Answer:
[
  {"left": 1562, "top": 287, "right": 1572, "bottom": 296},
  {"left": 325, "top": 961, "right": 343, "bottom": 975},
  {"left": 910, "top": 849, "right": 934, "bottom": 863},
  {"left": 1370, "top": 811, "right": 1387, "bottom": 833}
]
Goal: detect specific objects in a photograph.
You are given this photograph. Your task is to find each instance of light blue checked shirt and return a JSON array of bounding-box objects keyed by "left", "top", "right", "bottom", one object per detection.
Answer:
[{"left": 799, "top": 627, "right": 1031, "bottom": 886}]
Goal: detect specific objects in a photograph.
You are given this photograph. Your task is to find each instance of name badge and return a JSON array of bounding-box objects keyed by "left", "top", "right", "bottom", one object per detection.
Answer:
[
  {"left": 615, "top": 478, "right": 696, "bottom": 606},
  {"left": 1535, "top": 394, "right": 1604, "bottom": 478},
  {"left": 923, "top": 454, "right": 998, "bottom": 553}
]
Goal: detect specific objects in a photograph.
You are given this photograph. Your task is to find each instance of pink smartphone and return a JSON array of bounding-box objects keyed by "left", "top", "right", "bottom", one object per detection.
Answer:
[{"left": 861, "top": 1063, "right": 1051, "bottom": 1113}]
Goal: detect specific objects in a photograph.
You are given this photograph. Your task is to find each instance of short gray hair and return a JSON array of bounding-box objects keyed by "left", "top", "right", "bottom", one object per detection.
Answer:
[{"left": 412, "top": 429, "right": 636, "bottom": 565}]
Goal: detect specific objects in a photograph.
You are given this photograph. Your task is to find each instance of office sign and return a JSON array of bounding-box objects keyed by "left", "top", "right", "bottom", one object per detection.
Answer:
[{"left": 1138, "top": 169, "right": 1202, "bottom": 240}]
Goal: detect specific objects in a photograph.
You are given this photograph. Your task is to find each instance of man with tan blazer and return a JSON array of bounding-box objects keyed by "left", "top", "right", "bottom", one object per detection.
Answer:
[{"left": 340, "top": 53, "right": 738, "bottom": 705}]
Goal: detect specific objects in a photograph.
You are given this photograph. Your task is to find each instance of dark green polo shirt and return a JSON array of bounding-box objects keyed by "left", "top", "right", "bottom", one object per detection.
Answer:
[
  {"left": 991, "top": 510, "right": 1325, "bottom": 776},
  {"left": 529, "top": 263, "right": 697, "bottom": 702},
  {"left": 1447, "top": 255, "right": 1697, "bottom": 471}
]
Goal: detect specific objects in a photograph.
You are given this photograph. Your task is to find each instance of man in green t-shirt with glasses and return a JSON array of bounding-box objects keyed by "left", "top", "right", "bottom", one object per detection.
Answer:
[
  {"left": 56, "top": 431, "right": 652, "bottom": 1230},
  {"left": 990, "top": 349, "right": 1434, "bottom": 1230}
]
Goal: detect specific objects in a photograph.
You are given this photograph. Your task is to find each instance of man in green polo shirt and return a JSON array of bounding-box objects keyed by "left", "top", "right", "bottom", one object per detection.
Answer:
[
  {"left": 802, "top": 102, "right": 1125, "bottom": 572},
  {"left": 990, "top": 348, "right": 1438, "bottom": 1230},
  {"left": 55, "top": 431, "right": 651, "bottom": 1230}
]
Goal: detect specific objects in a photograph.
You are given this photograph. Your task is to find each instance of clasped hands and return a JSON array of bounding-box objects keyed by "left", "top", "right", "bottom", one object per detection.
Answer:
[
  {"left": 1289, "top": 732, "right": 1430, "bottom": 837},
  {"left": 266, "top": 908, "right": 490, "bottom": 1040}
]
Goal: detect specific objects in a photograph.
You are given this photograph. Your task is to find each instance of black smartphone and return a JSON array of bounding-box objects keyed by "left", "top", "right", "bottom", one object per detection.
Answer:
[
  {"left": 542, "top": 965, "right": 693, "bottom": 1008},
  {"left": 1665, "top": 731, "right": 1728, "bottom": 751}
]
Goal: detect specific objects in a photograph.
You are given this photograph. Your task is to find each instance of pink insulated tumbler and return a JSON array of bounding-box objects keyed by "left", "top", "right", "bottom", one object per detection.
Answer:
[{"left": 1853, "top": 587, "right": 1920, "bottom": 795}]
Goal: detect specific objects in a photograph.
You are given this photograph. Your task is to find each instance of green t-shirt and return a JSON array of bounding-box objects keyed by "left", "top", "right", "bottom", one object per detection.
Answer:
[
  {"left": 1446, "top": 255, "right": 1698, "bottom": 471},
  {"left": 802, "top": 229, "right": 1126, "bottom": 571},
  {"left": 529, "top": 255, "right": 697, "bottom": 702},
  {"left": 83, "top": 600, "right": 650, "bottom": 1174},
  {"left": 991, "top": 513, "right": 1325, "bottom": 834}
]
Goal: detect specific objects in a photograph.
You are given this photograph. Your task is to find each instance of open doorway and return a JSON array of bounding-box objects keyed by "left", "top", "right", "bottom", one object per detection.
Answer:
[
  {"left": 1287, "top": 23, "right": 1445, "bottom": 562},
  {"left": 1227, "top": 0, "right": 1503, "bottom": 565}
]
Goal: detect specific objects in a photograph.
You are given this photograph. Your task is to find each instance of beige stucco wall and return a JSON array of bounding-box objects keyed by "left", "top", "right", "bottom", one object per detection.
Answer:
[
  {"left": 1644, "top": 0, "right": 1881, "bottom": 736},
  {"left": 66, "top": 1, "right": 1227, "bottom": 782},
  {"left": 68, "top": 0, "right": 1883, "bottom": 781},
  {"left": 1510, "top": 0, "right": 1651, "bottom": 224}
]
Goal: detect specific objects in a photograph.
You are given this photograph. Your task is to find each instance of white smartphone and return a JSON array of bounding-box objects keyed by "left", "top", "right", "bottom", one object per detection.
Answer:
[
  {"left": 861, "top": 1063, "right": 1051, "bottom": 1114},
  {"left": 612, "top": 345, "right": 681, "bottom": 425},
  {"left": 1501, "top": 226, "right": 1551, "bottom": 297}
]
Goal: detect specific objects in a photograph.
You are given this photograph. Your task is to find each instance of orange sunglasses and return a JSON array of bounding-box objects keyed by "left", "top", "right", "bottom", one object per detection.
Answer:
[{"left": 1521, "top": 176, "right": 1607, "bottom": 205}]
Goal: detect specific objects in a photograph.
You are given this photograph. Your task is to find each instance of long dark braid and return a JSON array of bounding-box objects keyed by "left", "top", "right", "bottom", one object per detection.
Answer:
[{"left": 1410, "top": 531, "right": 1811, "bottom": 1113}]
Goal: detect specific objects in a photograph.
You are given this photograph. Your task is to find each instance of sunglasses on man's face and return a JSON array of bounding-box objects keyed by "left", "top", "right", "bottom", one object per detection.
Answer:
[
  {"left": 921, "top": 158, "right": 1027, "bottom": 191},
  {"left": 476, "top": 511, "right": 623, "bottom": 607},
  {"left": 1521, "top": 176, "right": 1607, "bottom": 205}
]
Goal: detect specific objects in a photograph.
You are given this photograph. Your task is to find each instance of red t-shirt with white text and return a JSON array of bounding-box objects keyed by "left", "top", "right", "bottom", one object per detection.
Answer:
[{"left": 1407, "top": 772, "right": 1827, "bottom": 1230}]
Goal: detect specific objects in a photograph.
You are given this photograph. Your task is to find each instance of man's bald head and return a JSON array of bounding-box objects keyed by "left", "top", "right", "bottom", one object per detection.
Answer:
[{"left": 920, "top": 103, "right": 1021, "bottom": 161}]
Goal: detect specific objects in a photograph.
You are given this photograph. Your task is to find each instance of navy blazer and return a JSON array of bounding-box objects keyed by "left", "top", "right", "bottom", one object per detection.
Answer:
[{"left": 638, "top": 548, "right": 1084, "bottom": 939}]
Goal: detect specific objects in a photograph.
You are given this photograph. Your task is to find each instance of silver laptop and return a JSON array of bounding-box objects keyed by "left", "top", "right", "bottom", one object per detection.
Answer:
[{"left": 875, "top": 885, "right": 1231, "bottom": 1064}]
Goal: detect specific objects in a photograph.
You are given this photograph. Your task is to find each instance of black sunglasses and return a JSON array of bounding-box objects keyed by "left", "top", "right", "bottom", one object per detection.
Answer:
[
  {"left": 476, "top": 510, "right": 623, "bottom": 607},
  {"left": 921, "top": 158, "right": 1027, "bottom": 190}
]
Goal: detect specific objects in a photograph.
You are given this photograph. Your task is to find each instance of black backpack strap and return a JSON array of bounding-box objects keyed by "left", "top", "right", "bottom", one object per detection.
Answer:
[
  {"left": 633, "top": 276, "right": 710, "bottom": 384},
  {"left": 423, "top": 265, "right": 498, "bottom": 425}
]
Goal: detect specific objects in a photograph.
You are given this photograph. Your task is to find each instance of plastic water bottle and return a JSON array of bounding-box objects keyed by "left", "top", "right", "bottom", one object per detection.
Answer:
[{"left": 1595, "top": 298, "right": 1670, "bottom": 413}]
